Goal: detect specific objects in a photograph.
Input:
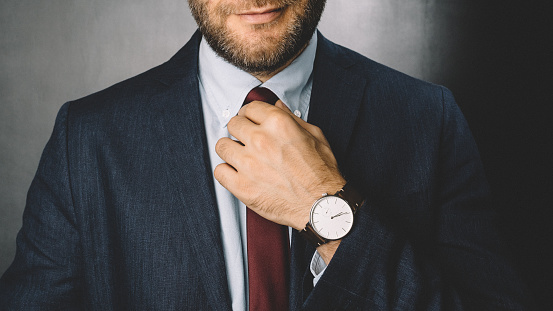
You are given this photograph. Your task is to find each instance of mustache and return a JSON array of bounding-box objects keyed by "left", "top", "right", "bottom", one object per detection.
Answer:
[{"left": 216, "top": 0, "right": 296, "bottom": 15}]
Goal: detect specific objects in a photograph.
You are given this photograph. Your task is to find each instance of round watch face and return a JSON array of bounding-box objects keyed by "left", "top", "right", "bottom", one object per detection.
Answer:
[{"left": 310, "top": 195, "right": 354, "bottom": 240}]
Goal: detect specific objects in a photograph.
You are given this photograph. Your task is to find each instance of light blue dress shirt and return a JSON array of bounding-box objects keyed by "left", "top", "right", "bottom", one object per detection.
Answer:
[{"left": 198, "top": 31, "right": 325, "bottom": 311}]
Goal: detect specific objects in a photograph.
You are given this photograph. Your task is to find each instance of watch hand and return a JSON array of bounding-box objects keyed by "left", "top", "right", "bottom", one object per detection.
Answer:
[{"left": 331, "top": 212, "right": 349, "bottom": 219}]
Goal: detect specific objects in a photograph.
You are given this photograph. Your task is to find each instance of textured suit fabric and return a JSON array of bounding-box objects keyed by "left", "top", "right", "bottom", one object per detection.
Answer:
[{"left": 0, "top": 30, "right": 531, "bottom": 310}]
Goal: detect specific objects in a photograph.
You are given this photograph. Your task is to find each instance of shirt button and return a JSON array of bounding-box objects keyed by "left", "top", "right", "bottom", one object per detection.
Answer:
[
  {"left": 294, "top": 110, "right": 302, "bottom": 118},
  {"left": 222, "top": 109, "right": 230, "bottom": 118}
]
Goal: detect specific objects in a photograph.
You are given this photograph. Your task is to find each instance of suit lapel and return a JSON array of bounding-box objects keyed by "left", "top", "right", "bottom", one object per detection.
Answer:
[
  {"left": 290, "top": 32, "right": 368, "bottom": 310},
  {"left": 307, "top": 32, "right": 368, "bottom": 167},
  {"left": 151, "top": 31, "right": 232, "bottom": 311}
]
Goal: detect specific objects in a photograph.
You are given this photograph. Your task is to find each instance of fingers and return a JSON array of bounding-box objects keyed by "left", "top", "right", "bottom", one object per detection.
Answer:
[
  {"left": 213, "top": 162, "right": 240, "bottom": 192},
  {"left": 274, "top": 100, "right": 331, "bottom": 147},
  {"left": 215, "top": 137, "right": 244, "bottom": 169},
  {"left": 227, "top": 115, "right": 256, "bottom": 143},
  {"left": 238, "top": 101, "right": 281, "bottom": 125},
  {"left": 239, "top": 99, "right": 331, "bottom": 149}
]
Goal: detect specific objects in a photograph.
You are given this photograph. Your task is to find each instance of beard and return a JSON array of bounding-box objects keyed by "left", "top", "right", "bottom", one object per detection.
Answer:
[{"left": 188, "top": 0, "right": 326, "bottom": 76}]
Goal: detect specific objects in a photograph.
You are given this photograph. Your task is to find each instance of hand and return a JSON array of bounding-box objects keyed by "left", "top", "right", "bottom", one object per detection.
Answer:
[{"left": 214, "top": 100, "right": 346, "bottom": 230}]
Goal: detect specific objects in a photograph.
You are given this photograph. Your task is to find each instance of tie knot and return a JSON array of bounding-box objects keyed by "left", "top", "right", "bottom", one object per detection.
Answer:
[{"left": 243, "top": 87, "right": 279, "bottom": 106}]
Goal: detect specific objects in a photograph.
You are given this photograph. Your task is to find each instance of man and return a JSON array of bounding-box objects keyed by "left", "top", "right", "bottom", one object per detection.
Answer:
[{"left": 0, "top": 0, "right": 530, "bottom": 309}]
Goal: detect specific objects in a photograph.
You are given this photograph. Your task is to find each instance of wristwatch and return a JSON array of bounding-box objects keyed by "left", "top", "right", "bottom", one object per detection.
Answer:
[{"left": 299, "top": 183, "right": 364, "bottom": 246}]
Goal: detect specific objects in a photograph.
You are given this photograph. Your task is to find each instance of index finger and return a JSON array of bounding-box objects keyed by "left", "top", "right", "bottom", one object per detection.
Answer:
[{"left": 238, "top": 100, "right": 282, "bottom": 125}]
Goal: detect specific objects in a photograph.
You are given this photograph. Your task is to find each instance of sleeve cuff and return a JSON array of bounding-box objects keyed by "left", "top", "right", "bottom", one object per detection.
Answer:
[{"left": 310, "top": 250, "right": 328, "bottom": 287}]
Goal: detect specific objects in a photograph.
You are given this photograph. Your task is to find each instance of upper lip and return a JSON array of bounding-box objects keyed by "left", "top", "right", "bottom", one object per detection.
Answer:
[{"left": 238, "top": 6, "right": 283, "bottom": 15}]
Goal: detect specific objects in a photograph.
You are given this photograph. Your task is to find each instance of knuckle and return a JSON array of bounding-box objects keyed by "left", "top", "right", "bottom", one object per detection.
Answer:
[
  {"left": 215, "top": 139, "right": 226, "bottom": 156},
  {"left": 227, "top": 117, "right": 237, "bottom": 129},
  {"left": 319, "top": 144, "right": 333, "bottom": 157},
  {"left": 275, "top": 113, "right": 291, "bottom": 127},
  {"left": 266, "top": 111, "right": 290, "bottom": 129},
  {"left": 250, "top": 131, "right": 268, "bottom": 150},
  {"left": 311, "top": 125, "right": 324, "bottom": 138},
  {"left": 213, "top": 164, "right": 225, "bottom": 182}
]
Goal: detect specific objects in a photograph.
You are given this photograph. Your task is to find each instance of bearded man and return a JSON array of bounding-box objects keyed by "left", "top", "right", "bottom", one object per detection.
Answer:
[{"left": 0, "top": 0, "right": 530, "bottom": 310}]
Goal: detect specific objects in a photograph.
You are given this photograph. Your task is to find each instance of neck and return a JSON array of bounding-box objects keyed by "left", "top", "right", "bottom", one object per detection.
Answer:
[{"left": 252, "top": 42, "right": 310, "bottom": 83}]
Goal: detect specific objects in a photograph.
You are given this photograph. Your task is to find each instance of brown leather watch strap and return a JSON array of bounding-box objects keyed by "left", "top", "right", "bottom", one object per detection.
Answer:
[
  {"left": 299, "top": 223, "right": 328, "bottom": 246},
  {"left": 335, "top": 183, "right": 365, "bottom": 213}
]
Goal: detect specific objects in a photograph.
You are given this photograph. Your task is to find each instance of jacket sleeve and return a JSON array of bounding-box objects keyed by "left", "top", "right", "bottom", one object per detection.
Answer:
[
  {"left": 300, "top": 87, "right": 533, "bottom": 310},
  {"left": 0, "top": 102, "right": 84, "bottom": 310}
]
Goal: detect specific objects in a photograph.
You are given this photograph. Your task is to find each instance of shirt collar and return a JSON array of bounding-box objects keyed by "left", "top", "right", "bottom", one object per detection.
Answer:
[{"left": 198, "top": 31, "right": 318, "bottom": 127}]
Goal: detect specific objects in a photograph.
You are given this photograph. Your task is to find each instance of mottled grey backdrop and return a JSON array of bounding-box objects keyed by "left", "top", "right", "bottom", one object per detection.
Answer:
[{"left": 1, "top": 0, "right": 551, "bottom": 308}]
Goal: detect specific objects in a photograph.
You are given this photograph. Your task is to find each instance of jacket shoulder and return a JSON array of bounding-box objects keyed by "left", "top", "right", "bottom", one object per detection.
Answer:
[
  {"left": 70, "top": 64, "right": 169, "bottom": 112},
  {"left": 317, "top": 33, "right": 449, "bottom": 104},
  {"left": 66, "top": 31, "right": 201, "bottom": 119}
]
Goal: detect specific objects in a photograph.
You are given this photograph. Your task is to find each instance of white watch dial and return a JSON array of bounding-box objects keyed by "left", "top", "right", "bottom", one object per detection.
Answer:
[{"left": 310, "top": 195, "right": 354, "bottom": 240}]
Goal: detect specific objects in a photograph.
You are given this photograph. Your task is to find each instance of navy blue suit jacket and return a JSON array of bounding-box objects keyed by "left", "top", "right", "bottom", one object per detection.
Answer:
[{"left": 0, "top": 31, "right": 530, "bottom": 310}]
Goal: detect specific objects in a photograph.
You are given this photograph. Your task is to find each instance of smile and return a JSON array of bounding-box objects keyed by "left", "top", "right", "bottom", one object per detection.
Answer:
[{"left": 238, "top": 6, "right": 286, "bottom": 25}]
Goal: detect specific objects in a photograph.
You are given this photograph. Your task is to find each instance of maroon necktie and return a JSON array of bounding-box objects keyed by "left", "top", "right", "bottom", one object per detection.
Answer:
[{"left": 243, "top": 87, "right": 290, "bottom": 311}]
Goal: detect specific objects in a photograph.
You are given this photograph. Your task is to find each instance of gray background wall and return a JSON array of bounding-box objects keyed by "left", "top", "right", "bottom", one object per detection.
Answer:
[{"left": 1, "top": 0, "right": 551, "bottom": 308}]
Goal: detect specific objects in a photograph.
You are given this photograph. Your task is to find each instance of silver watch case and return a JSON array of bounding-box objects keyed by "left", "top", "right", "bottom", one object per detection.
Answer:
[{"left": 309, "top": 193, "right": 354, "bottom": 240}]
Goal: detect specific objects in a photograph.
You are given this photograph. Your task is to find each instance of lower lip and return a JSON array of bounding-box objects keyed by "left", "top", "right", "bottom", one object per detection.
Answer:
[{"left": 239, "top": 9, "right": 283, "bottom": 24}]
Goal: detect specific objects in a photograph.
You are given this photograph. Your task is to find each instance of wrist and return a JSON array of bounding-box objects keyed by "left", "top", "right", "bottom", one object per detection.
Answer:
[{"left": 317, "top": 240, "right": 341, "bottom": 264}]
